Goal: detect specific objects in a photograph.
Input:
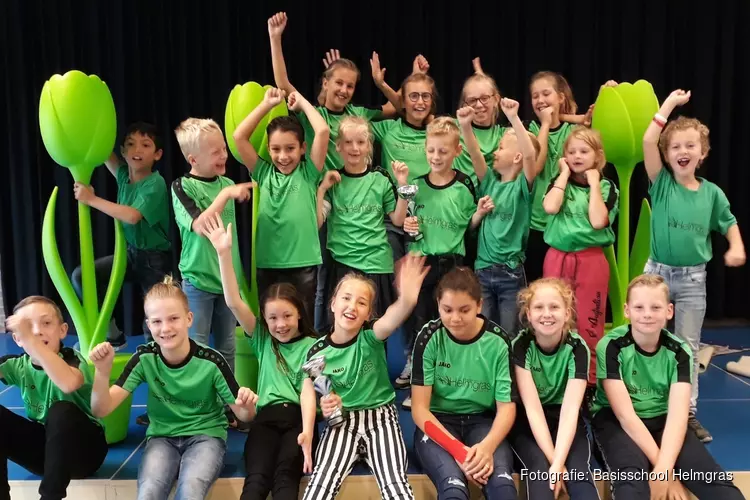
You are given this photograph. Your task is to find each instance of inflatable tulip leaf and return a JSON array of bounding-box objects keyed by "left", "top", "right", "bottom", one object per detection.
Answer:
[
  {"left": 39, "top": 71, "right": 117, "bottom": 184},
  {"left": 90, "top": 219, "right": 127, "bottom": 354},
  {"left": 629, "top": 199, "right": 653, "bottom": 281},
  {"left": 225, "top": 82, "right": 288, "bottom": 165},
  {"left": 258, "top": 98, "right": 290, "bottom": 163}
]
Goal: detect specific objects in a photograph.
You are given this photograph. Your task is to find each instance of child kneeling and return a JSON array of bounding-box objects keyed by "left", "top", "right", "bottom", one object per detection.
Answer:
[
  {"left": 89, "top": 277, "right": 258, "bottom": 500},
  {"left": 1, "top": 297, "right": 108, "bottom": 500}
]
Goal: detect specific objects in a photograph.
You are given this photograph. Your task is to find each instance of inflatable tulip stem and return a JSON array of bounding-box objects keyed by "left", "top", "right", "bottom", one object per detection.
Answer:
[{"left": 78, "top": 202, "right": 98, "bottom": 328}]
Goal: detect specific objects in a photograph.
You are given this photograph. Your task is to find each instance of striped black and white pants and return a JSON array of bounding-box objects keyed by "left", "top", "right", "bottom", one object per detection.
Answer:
[{"left": 302, "top": 404, "right": 414, "bottom": 500}]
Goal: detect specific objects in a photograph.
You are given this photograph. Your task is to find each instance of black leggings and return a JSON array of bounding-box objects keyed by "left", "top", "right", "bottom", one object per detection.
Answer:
[
  {"left": 592, "top": 407, "right": 744, "bottom": 500},
  {"left": 0, "top": 402, "right": 108, "bottom": 500},
  {"left": 241, "top": 403, "right": 318, "bottom": 500}
]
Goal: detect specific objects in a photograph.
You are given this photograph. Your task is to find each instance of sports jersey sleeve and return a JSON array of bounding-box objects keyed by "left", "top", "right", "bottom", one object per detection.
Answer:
[
  {"left": 213, "top": 361, "right": 241, "bottom": 405},
  {"left": 648, "top": 166, "right": 671, "bottom": 198},
  {"left": 361, "top": 323, "right": 383, "bottom": 347},
  {"left": 599, "top": 337, "right": 622, "bottom": 380},
  {"left": 381, "top": 174, "right": 397, "bottom": 215},
  {"left": 411, "top": 324, "right": 435, "bottom": 386},
  {"left": 567, "top": 338, "right": 590, "bottom": 380},
  {"left": 511, "top": 332, "right": 532, "bottom": 369},
  {"left": 114, "top": 352, "right": 145, "bottom": 393},
  {"left": 171, "top": 178, "right": 201, "bottom": 231},
  {"left": 710, "top": 187, "right": 737, "bottom": 235},
  {"left": 252, "top": 158, "right": 273, "bottom": 186},
  {"left": 353, "top": 105, "right": 384, "bottom": 122},
  {"left": 370, "top": 120, "right": 396, "bottom": 143},
  {"left": 494, "top": 339, "right": 514, "bottom": 403},
  {"left": 670, "top": 343, "right": 693, "bottom": 385},
  {"left": 602, "top": 178, "right": 620, "bottom": 225},
  {"left": 301, "top": 158, "right": 323, "bottom": 185},
  {"left": 0, "top": 355, "right": 22, "bottom": 386}
]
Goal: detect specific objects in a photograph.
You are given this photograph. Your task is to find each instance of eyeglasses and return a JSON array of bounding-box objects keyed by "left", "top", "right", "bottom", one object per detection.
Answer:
[
  {"left": 465, "top": 94, "right": 496, "bottom": 107},
  {"left": 407, "top": 92, "right": 433, "bottom": 103}
]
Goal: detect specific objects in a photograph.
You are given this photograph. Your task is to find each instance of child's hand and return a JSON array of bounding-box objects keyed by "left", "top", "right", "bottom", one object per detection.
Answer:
[
  {"left": 321, "top": 170, "right": 341, "bottom": 190},
  {"left": 89, "top": 342, "right": 116, "bottom": 373},
  {"left": 225, "top": 182, "right": 255, "bottom": 202},
  {"left": 267, "top": 12, "right": 287, "bottom": 38},
  {"left": 297, "top": 431, "right": 314, "bottom": 473},
  {"left": 320, "top": 393, "right": 342, "bottom": 418},
  {"left": 601, "top": 80, "right": 619, "bottom": 88},
  {"left": 287, "top": 91, "right": 304, "bottom": 112},
  {"left": 667, "top": 480, "right": 690, "bottom": 500},
  {"left": 666, "top": 89, "right": 691, "bottom": 107},
  {"left": 558, "top": 158, "right": 571, "bottom": 177},
  {"left": 582, "top": 104, "right": 595, "bottom": 128},
  {"left": 403, "top": 216, "right": 419, "bottom": 235},
  {"left": 584, "top": 168, "right": 601, "bottom": 186},
  {"left": 456, "top": 106, "right": 475, "bottom": 128},
  {"left": 725, "top": 246, "right": 746, "bottom": 267},
  {"left": 202, "top": 213, "right": 233, "bottom": 254},
  {"left": 370, "top": 52, "right": 387, "bottom": 88},
  {"left": 539, "top": 106, "right": 554, "bottom": 126},
  {"left": 73, "top": 182, "right": 96, "bottom": 205},
  {"left": 394, "top": 253, "right": 430, "bottom": 305},
  {"left": 264, "top": 88, "right": 286, "bottom": 108},
  {"left": 475, "top": 195, "right": 495, "bottom": 217},
  {"left": 500, "top": 98, "right": 520, "bottom": 120},
  {"left": 412, "top": 54, "right": 430, "bottom": 75},
  {"left": 235, "top": 387, "right": 259, "bottom": 409},
  {"left": 5, "top": 315, "right": 32, "bottom": 343},
  {"left": 472, "top": 57, "right": 485, "bottom": 76},
  {"left": 322, "top": 49, "right": 341, "bottom": 69},
  {"left": 392, "top": 161, "right": 409, "bottom": 186},
  {"left": 462, "top": 440, "right": 494, "bottom": 483}
]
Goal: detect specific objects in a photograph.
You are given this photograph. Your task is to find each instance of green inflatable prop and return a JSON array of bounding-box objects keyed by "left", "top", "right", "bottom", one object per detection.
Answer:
[
  {"left": 39, "top": 70, "right": 132, "bottom": 443},
  {"left": 591, "top": 81, "right": 659, "bottom": 327},
  {"left": 225, "top": 82, "right": 289, "bottom": 164}
]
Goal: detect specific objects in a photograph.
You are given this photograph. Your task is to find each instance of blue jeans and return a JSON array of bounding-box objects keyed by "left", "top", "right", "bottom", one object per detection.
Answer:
[
  {"left": 71, "top": 247, "right": 172, "bottom": 343},
  {"left": 137, "top": 435, "right": 226, "bottom": 500},
  {"left": 476, "top": 264, "right": 526, "bottom": 338},
  {"left": 182, "top": 279, "right": 237, "bottom": 372},
  {"left": 644, "top": 259, "right": 706, "bottom": 413},
  {"left": 415, "top": 413, "right": 517, "bottom": 500}
]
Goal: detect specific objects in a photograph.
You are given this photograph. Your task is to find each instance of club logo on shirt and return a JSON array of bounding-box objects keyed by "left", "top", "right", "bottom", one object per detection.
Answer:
[
  {"left": 395, "top": 142, "right": 425, "bottom": 153},
  {"left": 435, "top": 374, "right": 491, "bottom": 393},
  {"left": 269, "top": 183, "right": 301, "bottom": 199},
  {"left": 668, "top": 217, "right": 708, "bottom": 236},
  {"left": 332, "top": 367, "right": 345, "bottom": 374},
  {"left": 530, "top": 364, "right": 542, "bottom": 373},
  {"left": 337, "top": 204, "right": 383, "bottom": 215},
  {"left": 419, "top": 215, "right": 462, "bottom": 231},
  {"left": 486, "top": 211, "right": 513, "bottom": 221},
  {"left": 437, "top": 361, "right": 451, "bottom": 369},
  {"left": 625, "top": 383, "right": 668, "bottom": 398}
]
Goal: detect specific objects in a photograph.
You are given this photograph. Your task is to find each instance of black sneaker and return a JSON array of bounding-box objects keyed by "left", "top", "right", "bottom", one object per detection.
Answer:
[
  {"left": 688, "top": 414, "right": 712, "bottom": 443},
  {"left": 136, "top": 413, "right": 150, "bottom": 426}
]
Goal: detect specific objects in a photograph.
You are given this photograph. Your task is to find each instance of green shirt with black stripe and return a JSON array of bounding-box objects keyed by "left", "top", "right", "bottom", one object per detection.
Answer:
[
  {"left": 0, "top": 348, "right": 101, "bottom": 425},
  {"left": 649, "top": 167, "right": 738, "bottom": 267},
  {"left": 254, "top": 157, "right": 322, "bottom": 269},
  {"left": 116, "top": 166, "right": 171, "bottom": 251},
  {"left": 590, "top": 325, "right": 693, "bottom": 419},
  {"left": 171, "top": 174, "right": 243, "bottom": 294},
  {"left": 476, "top": 171, "right": 532, "bottom": 270},
  {"left": 454, "top": 123, "right": 509, "bottom": 188},
  {"left": 371, "top": 118, "right": 428, "bottom": 184},
  {"left": 297, "top": 104, "right": 383, "bottom": 173},
  {"left": 411, "top": 317, "right": 516, "bottom": 415},
  {"left": 543, "top": 176, "right": 619, "bottom": 252},
  {"left": 512, "top": 329, "right": 589, "bottom": 406},
  {"left": 248, "top": 325, "right": 316, "bottom": 412},
  {"left": 115, "top": 339, "right": 240, "bottom": 440},
  {"left": 529, "top": 121, "right": 575, "bottom": 231},
  {"left": 408, "top": 170, "right": 478, "bottom": 257},
  {"left": 305, "top": 324, "right": 394, "bottom": 411},
  {"left": 325, "top": 166, "right": 398, "bottom": 274}
]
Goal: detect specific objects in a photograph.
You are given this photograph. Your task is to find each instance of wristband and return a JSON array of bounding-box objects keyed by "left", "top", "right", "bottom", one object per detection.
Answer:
[
  {"left": 425, "top": 421, "right": 468, "bottom": 463},
  {"left": 653, "top": 113, "right": 667, "bottom": 128},
  {"left": 552, "top": 185, "right": 565, "bottom": 191}
]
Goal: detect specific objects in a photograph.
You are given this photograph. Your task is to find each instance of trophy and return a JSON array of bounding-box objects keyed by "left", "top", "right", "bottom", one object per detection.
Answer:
[
  {"left": 397, "top": 184, "right": 423, "bottom": 241},
  {"left": 302, "top": 356, "right": 345, "bottom": 428}
]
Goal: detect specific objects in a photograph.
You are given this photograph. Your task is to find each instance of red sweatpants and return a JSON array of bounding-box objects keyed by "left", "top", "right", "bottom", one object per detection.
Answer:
[{"left": 543, "top": 246, "right": 609, "bottom": 385}]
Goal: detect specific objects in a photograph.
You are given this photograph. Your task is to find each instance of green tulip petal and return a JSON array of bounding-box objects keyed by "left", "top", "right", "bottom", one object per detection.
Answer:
[
  {"left": 225, "top": 82, "right": 284, "bottom": 166},
  {"left": 614, "top": 81, "right": 660, "bottom": 165},
  {"left": 592, "top": 87, "right": 635, "bottom": 168},
  {"left": 259, "top": 99, "right": 290, "bottom": 162},
  {"left": 42, "top": 188, "right": 88, "bottom": 340},
  {"left": 604, "top": 245, "right": 625, "bottom": 327},
  {"left": 630, "top": 199, "right": 653, "bottom": 281},
  {"left": 89, "top": 220, "right": 127, "bottom": 357},
  {"left": 249, "top": 84, "right": 271, "bottom": 153}
]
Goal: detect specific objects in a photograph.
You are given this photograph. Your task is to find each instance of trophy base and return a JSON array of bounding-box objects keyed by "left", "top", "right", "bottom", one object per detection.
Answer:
[{"left": 327, "top": 411, "right": 346, "bottom": 428}]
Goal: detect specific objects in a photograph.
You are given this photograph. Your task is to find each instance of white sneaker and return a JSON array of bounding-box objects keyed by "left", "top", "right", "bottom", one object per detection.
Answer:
[
  {"left": 395, "top": 355, "right": 412, "bottom": 389},
  {"left": 401, "top": 396, "right": 412, "bottom": 410}
]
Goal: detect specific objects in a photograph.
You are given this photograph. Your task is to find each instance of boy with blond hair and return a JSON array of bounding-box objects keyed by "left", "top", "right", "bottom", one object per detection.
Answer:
[{"left": 172, "top": 118, "right": 254, "bottom": 375}]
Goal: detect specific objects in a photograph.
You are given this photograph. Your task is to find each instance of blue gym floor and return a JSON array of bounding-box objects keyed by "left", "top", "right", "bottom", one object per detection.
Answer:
[{"left": 1, "top": 327, "right": 749, "bottom": 481}]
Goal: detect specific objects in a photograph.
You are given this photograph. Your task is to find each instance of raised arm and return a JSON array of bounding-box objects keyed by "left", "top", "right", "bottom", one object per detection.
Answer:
[
  {"left": 74, "top": 183, "right": 143, "bottom": 225},
  {"left": 500, "top": 98, "right": 538, "bottom": 186},
  {"left": 373, "top": 253, "right": 429, "bottom": 340},
  {"left": 533, "top": 108, "right": 553, "bottom": 177},
  {"left": 457, "top": 106, "right": 488, "bottom": 181},
  {"left": 370, "top": 52, "right": 404, "bottom": 112},
  {"left": 268, "top": 12, "right": 297, "bottom": 96},
  {"left": 643, "top": 89, "right": 691, "bottom": 182},
  {"left": 317, "top": 171, "right": 341, "bottom": 228},
  {"left": 470, "top": 195, "right": 495, "bottom": 230},
  {"left": 203, "top": 214, "right": 257, "bottom": 334},
  {"left": 543, "top": 159, "right": 570, "bottom": 215},
  {"left": 287, "top": 92, "right": 329, "bottom": 171},
  {"left": 584, "top": 169, "right": 610, "bottom": 230},
  {"left": 104, "top": 152, "right": 121, "bottom": 177},
  {"left": 89, "top": 342, "right": 132, "bottom": 418},
  {"left": 189, "top": 182, "right": 253, "bottom": 234},
  {"left": 388, "top": 161, "right": 409, "bottom": 227},
  {"left": 233, "top": 87, "right": 287, "bottom": 173}
]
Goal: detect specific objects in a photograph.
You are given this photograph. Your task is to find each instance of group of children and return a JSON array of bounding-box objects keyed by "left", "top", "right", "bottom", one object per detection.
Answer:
[{"left": 0, "top": 9, "right": 747, "bottom": 500}]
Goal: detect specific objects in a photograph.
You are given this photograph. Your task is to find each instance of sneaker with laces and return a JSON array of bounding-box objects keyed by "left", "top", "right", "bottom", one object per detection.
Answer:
[
  {"left": 688, "top": 414, "right": 712, "bottom": 443},
  {"left": 395, "top": 356, "right": 412, "bottom": 389},
  {"left": 401, "top": 396, "right": 412, "bottom": 410}
]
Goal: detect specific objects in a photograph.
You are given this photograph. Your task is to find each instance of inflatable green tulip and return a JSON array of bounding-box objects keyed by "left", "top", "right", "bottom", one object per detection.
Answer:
[
  {"left": 38, "top": 70, "right": 126, "bottom": 357},
  {"left": 592, "top": 81, "right": 659, "bottom": 326},
  {"left": 225, "top": 82, "right": 289, "bottom": 164}
]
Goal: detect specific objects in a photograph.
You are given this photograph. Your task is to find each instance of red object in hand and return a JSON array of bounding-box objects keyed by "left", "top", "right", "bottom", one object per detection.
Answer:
[{"left": 425, "top": 421, "right": 468, "bottom": 463}]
